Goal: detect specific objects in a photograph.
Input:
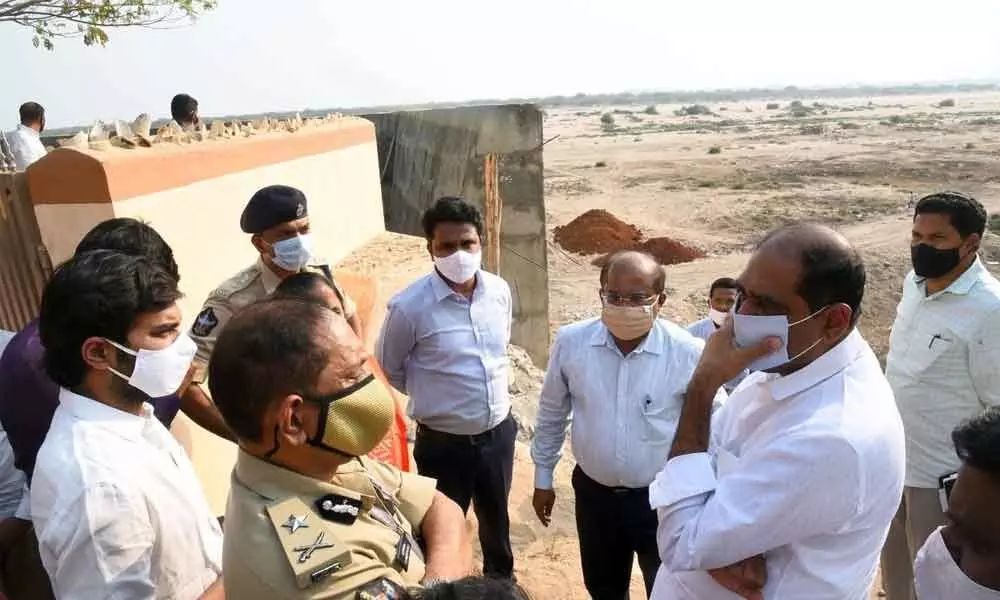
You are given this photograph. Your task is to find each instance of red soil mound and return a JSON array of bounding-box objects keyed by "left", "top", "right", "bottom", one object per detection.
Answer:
[{"left": 553, "top": 209, "right": 643, "bottom": 255}]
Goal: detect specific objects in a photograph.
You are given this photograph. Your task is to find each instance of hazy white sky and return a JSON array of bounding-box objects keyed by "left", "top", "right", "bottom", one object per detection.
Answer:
[{"left": 3, "top": 0, "right": 1000, "bottom": 127}]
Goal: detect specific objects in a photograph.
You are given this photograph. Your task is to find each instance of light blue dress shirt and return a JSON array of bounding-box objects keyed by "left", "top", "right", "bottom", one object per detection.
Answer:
[{"left": 376, "top": 270, "right": 512, "bottom": 435}]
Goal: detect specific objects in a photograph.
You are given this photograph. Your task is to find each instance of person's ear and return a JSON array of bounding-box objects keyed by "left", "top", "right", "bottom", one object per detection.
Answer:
[
  {"left": 823, "top": 304, "right": 852, "bottom": 339},
  {"left": 81, "top": 337, "right": 114, "bottom": 371},
  {"left": 277, "top": 394, "right": 314, "bottom": 447},
  {"left": 251, "top": 234, "right": 269, "bottom": 256},
  {"left": 963, "top": 233, "right": 981, "bottom": 256}
]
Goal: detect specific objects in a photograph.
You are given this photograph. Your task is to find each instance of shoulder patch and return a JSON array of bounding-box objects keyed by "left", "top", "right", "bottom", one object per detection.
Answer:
[
  {"left": 191, "top": 308, "right": 219, "bottom": 338},
  {"left": 315, "top": 494, "right": 361, "bottom": 525},
  {"left": 265, "top": 497, "right": 352, "bottom": 590},
  {"left": 355, "top": 576, "right": 406, "bottom": 600}
]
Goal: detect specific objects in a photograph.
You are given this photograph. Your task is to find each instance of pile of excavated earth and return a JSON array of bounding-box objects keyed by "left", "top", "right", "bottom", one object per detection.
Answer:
[{"left": 553, "top": 209, "right": 705, "bottom": 265}]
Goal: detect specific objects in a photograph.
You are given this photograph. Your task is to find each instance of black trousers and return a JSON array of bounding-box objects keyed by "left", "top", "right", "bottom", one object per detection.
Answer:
[
  {"left": 572, "top": 466, "right": 661, "bottom": 600},
  {"left": 413, "top": 413, "right": 516, "bottom": 578}
]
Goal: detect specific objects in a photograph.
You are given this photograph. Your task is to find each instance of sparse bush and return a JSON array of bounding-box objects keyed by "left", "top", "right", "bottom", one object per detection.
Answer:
[
  {"left": 707, "top": 146, "right": 722, "bottom": 155},
  {"left": 989, "top": 213, "right": 1000, "bottom": 234},
  {"left": 766, "top": 103, "right": 780, "bottom": 110},
  {"left": 675, "top": 104, "right": 713, "bottom": 117},
  {"left": 719, "top": 106, "right": 729, "bottom": 112},
  {"left": 800, "top": 124, "right": 825, "bottom": 135},
  {"left": 600, "top": 113, "right": 615, "bottom": 126},
  {"left": 889, "top": 115, "right": 907, "bottom": 125},
  {"left": 643, "top": 105, "right": 659, "bottom": 115},
  {"left": 965, "top": 142, "right": 976, "bottom": 150},
  {"left": 937, "top": 98, "right": 956, "bottom": 108},
  {"left": 594, "top": 160, "right": 608, "bottom": 168},
  {"left": 791, "top": 109, "right": 811, "bottom": 118},
  {"left": 789, "top": 100, "right": 805, "bottom": 110},
  {"left": 839, "top": 122, "right": 861, "bottom": 130}
]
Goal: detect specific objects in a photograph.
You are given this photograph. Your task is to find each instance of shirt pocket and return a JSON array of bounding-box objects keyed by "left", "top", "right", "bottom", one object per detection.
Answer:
[
  {"left": 902, "top": 325, "right": 958, "bottom": 376},
  {"left": 640, "top": 393, "right": 681, "bottom": 443}
]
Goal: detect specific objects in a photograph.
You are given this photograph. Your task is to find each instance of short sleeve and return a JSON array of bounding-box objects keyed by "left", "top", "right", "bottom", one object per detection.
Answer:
[
  {"left": 363, "top": 459, "right": 436, "bottom": 529},
  {"left": 189, "top": 300, "right": 234, "bottom": 383}
]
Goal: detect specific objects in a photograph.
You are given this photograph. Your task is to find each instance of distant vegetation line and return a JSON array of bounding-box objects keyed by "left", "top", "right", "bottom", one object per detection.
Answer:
[{"left": 43, "top": 82, "right": 999, "bottom": 139}]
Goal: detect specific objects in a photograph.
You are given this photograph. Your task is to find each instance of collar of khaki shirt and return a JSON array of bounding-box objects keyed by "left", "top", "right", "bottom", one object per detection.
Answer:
[
  {"left": 914, "top": 256, "right": 987, "bottom": 298},
  {"left": 234, "top": 449, "right": 379, "bottom": 505},
  {"left": 758, "top": 329, "right": 867, "bottom": 402},
  {"left": 589, "top": 318, "right": 666, "bottom": 355},
  {"left": 58, "top": 388, "right": 150, "bottom": 442}
]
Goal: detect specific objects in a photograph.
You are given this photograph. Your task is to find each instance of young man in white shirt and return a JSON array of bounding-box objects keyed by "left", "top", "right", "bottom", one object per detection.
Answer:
[
  {"left": 913, "top": 406, "right": 1000, "bottom": 599},
  {"left": 377, "top": 196, "right": 515, "bottom": 580},
  {"left": 31, "top": 250, "right": 224, "bottom": 600},
  {"left": 687, "top": 277, "right": 747, "bottom": 393},
  {"left": 532, "top": 251, "right": 724, "bottom": 600},
  {"left": 5, "top": 102, "right": 47, "bottom": 170},
  {"left": 649, "top": 223, "right": 905, "bottom": 600},
  {"left": 881, "top": 191, "right": 1000, "bottom": 600}
]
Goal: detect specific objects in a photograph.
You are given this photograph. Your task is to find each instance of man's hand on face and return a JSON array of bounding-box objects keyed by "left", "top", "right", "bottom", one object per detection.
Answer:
[
  {"left": 532, "top": 489, "right": 555, "bottom": 527},
  {"left": 708, "top": 554, "right": 767, "bottom": 600},
  {"left": 692, "top": 319, "right": 780, "bottom": 390}
]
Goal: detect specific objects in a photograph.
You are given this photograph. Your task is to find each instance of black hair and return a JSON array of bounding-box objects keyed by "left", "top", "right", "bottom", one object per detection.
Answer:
[
  {"left": 758, "top": 223, "right": 866, "bottom": 326},
  {"left": 170, "top": 93, "right": 199, "bottom": 125},
  {"left": 273, "top": 271, "right": 344, "bottom": 308},
  {"left": 709, "top": 277, "right": 742, "bottom": 297},
  {"left": 952, "top": 406, "right": 1000, "bottom": 476},
  {"left": 421, "top": 197, "right": 484, "bottom": 240},
  {"left": 406, "top": 577, "right": 532, "bottom": 600},
  {"left": 19, "top": 102, "right": 44, "bottom": 126},
  {"left": 914, "top": 191, "right": 988, "bottom": 239},
  {"left": 599, "top": 250, "right": 666, "bottom": 293},
  {"left": 39, "top": 250, "right": 182, "bottom": 388},
  {"left": 75, "top": 218, "right": 180, "bottom": 281},
  {"left": 208, "top": 299, "right": 333, "bottom": 441}
]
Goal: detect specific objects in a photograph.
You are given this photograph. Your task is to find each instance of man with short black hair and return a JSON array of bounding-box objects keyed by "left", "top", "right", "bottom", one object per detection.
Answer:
[
  {"left": 687, "top": 277, "right": 746, "bottom": 392},
  {"left": 171, "top": 93, "right": 200, "bottom": 130},
  {"left": 213, "top": 299, "right": 469, "bottom": 599},
  {"left": 532, "top": 250, "right": 723, "bottom": 599},
  {"left": 5, "top": 102, "right": 46, "bottom": 169},
  {"left": 914, "top": 406, "right": 1000, "bottom": 598},
  {"left": 882, "top": 191, "right": 1000, "bottom": 600},
  {"left": 649, "top": 222, "right": 904, "bottom": 599},
  {"left": 377, "top": 196, "right": 516, "bottom": 580},
  {"left": 31, "top": 250, "right": 223, "bottom": 599}
]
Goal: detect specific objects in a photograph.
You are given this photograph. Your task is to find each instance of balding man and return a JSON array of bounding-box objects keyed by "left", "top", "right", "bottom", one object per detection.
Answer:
[
  {"left": 531, "top": 251, "right": 725, "bottom": 600},
  {"left": 212, "top": 299, "right": 470, "bottom": 599},
  {"left": 648, "top": 223, "right": 905, "bottom": 599}
]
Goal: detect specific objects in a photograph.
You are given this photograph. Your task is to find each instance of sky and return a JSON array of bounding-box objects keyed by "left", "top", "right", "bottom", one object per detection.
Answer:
[{"left": 3, "top": 0, "right": 1000, "bottom": 128}]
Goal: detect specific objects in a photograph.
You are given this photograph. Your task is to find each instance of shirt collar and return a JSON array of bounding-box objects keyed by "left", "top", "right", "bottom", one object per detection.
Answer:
[
  {"left": 58, "top": 387, "right": 151, "bottom": 442},
  {"left": 762, "top": 329, "right": 867, "bottom": 402},
  {"left": 16, "top": 124, "right": 39, "bottom": 138},
  {"left": 588, "top": 318, "right": 665, "bottom": 356},
  {"left": 429, "top": 270, "right": 483, "bottom": 303},
  {"left": 257, "top": 257, "right": 283, "bottom": 295},
  {"left": 913, "top": 257, "right": 987, "bottom": 297},
  {"left": 234, "top": 449, "right": 374, "bottom": 503}
]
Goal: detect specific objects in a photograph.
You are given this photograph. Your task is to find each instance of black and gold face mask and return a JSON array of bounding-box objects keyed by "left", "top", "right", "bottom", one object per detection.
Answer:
[{"left": 306, "top": 374, "right": 395, "bottom": 457}]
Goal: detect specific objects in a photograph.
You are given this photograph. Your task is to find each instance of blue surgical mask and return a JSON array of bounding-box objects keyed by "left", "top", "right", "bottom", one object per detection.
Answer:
[
  {"left": 732, "top": 306, "right": 828, "bottom": 372},
  {"left": 270, "top": 234, "right": 314, "bottom": 271}
]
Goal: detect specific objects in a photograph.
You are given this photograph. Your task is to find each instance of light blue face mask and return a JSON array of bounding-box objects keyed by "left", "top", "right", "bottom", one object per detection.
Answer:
[
  {"left": 732, "top": 306, "right": 828, "bottom": 372},
  {"left": 271, "top": 234, "right": 314, "bottom": 271}
]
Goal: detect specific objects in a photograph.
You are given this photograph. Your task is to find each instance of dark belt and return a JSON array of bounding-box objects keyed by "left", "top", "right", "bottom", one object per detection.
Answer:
[
  {"left": 575, "top": 464, "right": 650, "bottom": 496},
  {"left": 416, "top": 412, "right": 512, "bottom": 445}
]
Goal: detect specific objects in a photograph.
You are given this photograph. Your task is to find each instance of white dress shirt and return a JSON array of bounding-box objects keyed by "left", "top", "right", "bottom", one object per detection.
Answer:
[
  {"left": 377, "top": 270, "right": 512, "bottom": 435},
  {"left": 886, "top": 258, "right": 1000, "bottom": 488},
  {"left": 5, "top": 124, "right": 46, "bottom": 170},
  {"left": 0, "top": 330, "right": 26, "bottom": 520},
  {"left": 649, "top": 330, "right": 905, "bottom": 600},
  {"left": 532, "top": 318, "right": 724, "bottom": 490},
  {"left": 31, "top": 389, "right": 223, "bottom": 600}
]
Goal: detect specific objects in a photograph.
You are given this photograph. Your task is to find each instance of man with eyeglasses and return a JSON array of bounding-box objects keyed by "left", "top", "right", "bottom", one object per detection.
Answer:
[{"left": 530, "top": 250, "right": 725, "bottom": 600}]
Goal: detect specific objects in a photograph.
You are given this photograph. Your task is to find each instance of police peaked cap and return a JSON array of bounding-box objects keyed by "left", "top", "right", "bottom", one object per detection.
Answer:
[{"left": 240, "top": 185, "right": 309, "bottom": 234}]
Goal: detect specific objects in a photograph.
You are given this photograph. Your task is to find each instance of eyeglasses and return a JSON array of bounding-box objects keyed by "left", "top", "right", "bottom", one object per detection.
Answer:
[{"left": 600, "top": 290, "right": 659, "bottom": 307}]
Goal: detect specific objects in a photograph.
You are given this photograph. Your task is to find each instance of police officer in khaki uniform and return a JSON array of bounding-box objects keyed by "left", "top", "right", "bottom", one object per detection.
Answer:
[
  {"left": 188, "top": 184, "right": 362, "bottom": 386},
  {"left": 207, "top": 298, "right": 471, "bottom": 599}
]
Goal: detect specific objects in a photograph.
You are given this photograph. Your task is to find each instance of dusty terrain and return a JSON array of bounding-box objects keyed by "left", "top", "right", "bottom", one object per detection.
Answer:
[{"left": 339, "top": 90, "right": 1000, "bottom": 599}]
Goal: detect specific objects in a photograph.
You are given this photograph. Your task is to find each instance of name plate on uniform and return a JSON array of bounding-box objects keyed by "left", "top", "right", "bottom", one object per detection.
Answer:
[{"left": 266, "top": 497, "right": 353, "bottom": 590}]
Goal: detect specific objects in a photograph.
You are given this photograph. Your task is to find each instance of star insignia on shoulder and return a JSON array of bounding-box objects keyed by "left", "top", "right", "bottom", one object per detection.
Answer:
[{"left": 281, "top": 514, "right": 309, "bottom": 534}]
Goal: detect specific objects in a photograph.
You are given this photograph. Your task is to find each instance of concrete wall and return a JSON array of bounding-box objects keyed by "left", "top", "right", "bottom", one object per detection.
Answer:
[
  {"left": 365, "top": 105, "right": 550, "bottom": 365},
  {"left": 25, "top": 118, "right": 385, "bottom": 513}
]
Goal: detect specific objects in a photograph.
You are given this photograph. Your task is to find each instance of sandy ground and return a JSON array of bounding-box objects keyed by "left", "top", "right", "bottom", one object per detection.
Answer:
[{"left": 338, "top": 90, "right": 1000, "bottom": 599}]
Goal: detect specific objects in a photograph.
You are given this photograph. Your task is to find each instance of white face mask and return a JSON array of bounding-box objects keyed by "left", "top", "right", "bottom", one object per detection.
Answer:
[
  {"left": 106, "top": 334, "right": 197, "bottom": 399},
  {"left": 434, "top": 250, "right": 481, "bottom": 284},
  {"left": 732, "top": 306, "right": 827, "bottom": 372},
  {"left": 915, "top": 527, "right": 1000, "bottom": 600},
  {"left": 709, "top": 308, "right": 729, "bottom": 327},
  {"left": 270, "top": 234, "right": 314, "bottom": 271}
]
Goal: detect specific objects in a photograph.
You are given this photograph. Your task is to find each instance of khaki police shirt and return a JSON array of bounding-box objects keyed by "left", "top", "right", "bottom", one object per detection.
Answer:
[
  {"left": 223, "top": 451, "right": 437, "bottom": 600},
  {"left": 189, "top": 258, "right": 357, "bottom": 382}
]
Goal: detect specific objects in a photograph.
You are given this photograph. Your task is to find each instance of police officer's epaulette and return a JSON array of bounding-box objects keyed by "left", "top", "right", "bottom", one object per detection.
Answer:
[
  {"left": 265, "top": 497, "right": 353, "bottom": 590},
  {"left": 208, "top": 265, "right": 262, "bottom": 300},
  {"left": 304, "top": 262, "right": 334, "bottom": 281}
]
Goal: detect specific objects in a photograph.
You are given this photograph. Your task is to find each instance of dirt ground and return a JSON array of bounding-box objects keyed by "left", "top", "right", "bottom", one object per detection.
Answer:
[{"left": 338, "top": 90, "right": 1000, "bottom": 599}]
